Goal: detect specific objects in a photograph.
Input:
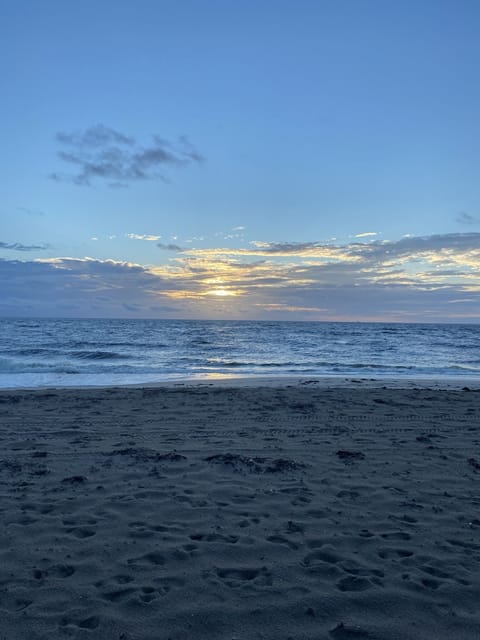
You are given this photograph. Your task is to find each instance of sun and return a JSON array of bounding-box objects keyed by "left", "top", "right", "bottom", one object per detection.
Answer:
[{"left": 207, "top": 288, "right": 237, "bottom": 297}]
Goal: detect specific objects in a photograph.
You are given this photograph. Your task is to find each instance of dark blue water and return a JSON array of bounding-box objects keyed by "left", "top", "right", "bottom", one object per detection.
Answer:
[{"left": 0, "top": 318, "right": 479, "bottom": 387}]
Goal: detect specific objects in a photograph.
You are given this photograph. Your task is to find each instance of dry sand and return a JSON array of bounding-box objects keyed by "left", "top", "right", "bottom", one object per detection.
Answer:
[{"left": 0, "top": 379, "right": 479, "bottom": 639}]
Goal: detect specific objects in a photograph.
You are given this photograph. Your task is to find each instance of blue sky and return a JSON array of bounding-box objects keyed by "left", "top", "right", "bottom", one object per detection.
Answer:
[{"left": 1, "top": 0, "right": 480, "bottom": 321}]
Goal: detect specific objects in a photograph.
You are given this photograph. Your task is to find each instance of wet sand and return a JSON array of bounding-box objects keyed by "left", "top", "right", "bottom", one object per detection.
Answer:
[{"left": 0, "top": 379, "right": 479, "bottom": 639}]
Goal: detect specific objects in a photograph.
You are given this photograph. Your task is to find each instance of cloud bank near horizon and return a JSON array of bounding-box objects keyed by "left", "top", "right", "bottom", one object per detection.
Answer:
[{"left": 1, "top": 232, "right": 479, "bottom": 322}]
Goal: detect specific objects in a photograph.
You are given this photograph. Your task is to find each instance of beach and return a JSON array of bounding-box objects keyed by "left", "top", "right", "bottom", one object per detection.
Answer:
[{"left": 1, "top": 379, "right": 479, "bottom": 639}]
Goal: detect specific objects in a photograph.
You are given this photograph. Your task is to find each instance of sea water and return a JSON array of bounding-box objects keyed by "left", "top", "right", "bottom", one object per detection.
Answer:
[{"left": 0, "top": 318, "right": 479, "bottom": 388}]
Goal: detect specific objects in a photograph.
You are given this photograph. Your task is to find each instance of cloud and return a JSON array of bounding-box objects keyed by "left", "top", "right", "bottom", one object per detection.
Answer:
[
  {"left": 354, "top": 231, "right": 378, "bottom": 238},
  {"left": 126, "top": 233, "right": 162, "bottom": 241},
  {"left": 0, "top": 257, "right": 164, "bottom": 318},
  {"left": 51, "top": 124, "right": 204, "bottom": 187},
  {"left": 1, "top": 232, "right": 480, "bottom": 321},
  {"left": 0, "top": 241, "right": 49, "bottom": 251},
  {"left": 56, "top": 124, "right": 135, "bottom": 147},
  {"left": 457, "top": 212, "right": 480, "bottom": 225},
  {"left": 17, "top": 206, "right": 45, "bottom": 216},
  {"left": 257, "top": 303, "right": 327, "bottom": 313},
  {"left": 151, "top": 232, "right": 480, "bottom": 320},
  {"left": 123, "top": 303, "right": 143, "bottom": 312},
  {"left": 250, "top": 241, "right": 322, "bottom": 254},
  {"left": 157, "top": 242, "right": 184, "bottom": 252}
]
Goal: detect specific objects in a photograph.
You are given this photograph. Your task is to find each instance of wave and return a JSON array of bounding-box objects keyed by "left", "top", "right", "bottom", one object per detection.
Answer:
[
  {"left": 205, "top": 359, "right": 416, "bottom": 371},
  {"left": 0, "top": 358, "right": 79, "bottom": 374},
  {"left": 448, "top": 364, "right": 480, "bottom": 372},
  {"left": 67, "top": 340, "right": 165, "bottom": 349},
  {"left": 70, "top": 350, "right": 131, "bottom": 361},
  {"left": 335, "top": 362, "right": 414, "bottom": 370},
  {"left": 4, "top": 348, "right": 54, "bottom": 357},
  {"left": 206, "top": 360, "right": 298, "bottom": 368}
]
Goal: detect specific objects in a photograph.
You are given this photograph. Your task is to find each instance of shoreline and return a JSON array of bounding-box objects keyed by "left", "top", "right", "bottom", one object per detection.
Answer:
[{"left": 1, "top": 372, "right": 480, "bottom": 392}]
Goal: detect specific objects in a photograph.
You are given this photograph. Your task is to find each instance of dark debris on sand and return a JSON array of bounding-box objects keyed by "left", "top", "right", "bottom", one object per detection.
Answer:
[
  {"left": 468, "top": 457, "right": 480, "bottom": 471},
  {"left": 1, "top": 459, "right": 22, "bottom": 473},
  {"left": 204, "top": 453, "right": 305, "bottom": 473},
  {"left": 1, "top": 459, "right": 50, "bottom": 477},
  {"left": 61, "top": 475, "right": 87, "bottom": 484},
  {"left": 104, "top": 448, "right": 187, "bottom": 463},
  {"left": 336, "top": 450, "right": 365, "bottom": 462}
]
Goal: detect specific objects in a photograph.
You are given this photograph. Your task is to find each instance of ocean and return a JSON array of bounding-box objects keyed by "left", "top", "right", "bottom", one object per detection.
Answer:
[{"left": 0, "top": 318, "right": 479, "bottom": 388}]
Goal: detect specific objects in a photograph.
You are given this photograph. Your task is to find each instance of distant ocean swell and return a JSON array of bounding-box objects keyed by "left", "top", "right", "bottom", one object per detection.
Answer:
[{"left": 0, "top": 318, "right": 479, "bottom": 387}]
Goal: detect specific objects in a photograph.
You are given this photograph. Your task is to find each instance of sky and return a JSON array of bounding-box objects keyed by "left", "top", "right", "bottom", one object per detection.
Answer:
[{"left": 1, "top": 0, "right": 480, "bottom": 322}]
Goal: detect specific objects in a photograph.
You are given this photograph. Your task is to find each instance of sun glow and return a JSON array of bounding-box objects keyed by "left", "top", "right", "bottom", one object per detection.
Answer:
[{"left": 207, "top": 288, "right": 237, "bottom": 297}]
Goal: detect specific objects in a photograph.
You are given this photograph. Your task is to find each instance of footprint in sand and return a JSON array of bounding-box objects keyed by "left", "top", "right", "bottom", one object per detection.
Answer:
[
  {"left": 266, "top": 534, "right": 299, "bottom": 550},
  {"left": 127, "top": 551, "right": 166, "bottom": 566},
  {"left": 128, "top": 521, "right": 155, "bottom": 539},
  {"left": 139, "top": 586, "right": 158, "bottom": 603},
  {"left": 303, "top": 548, "right": 343, "bottom": 565},
  {"left": 113, "top": 574, "right": 135, "bottom": 584},
  {"left": 65, "top": 526, "right": 96, "bottom": 539},
  {"left": 33, "top": 563, "right": 76, "bottom": 580},
  {"left": 0, "top": 596, "right": 32, "bottom": 612},
  {"left": 420, "top": 565, "right": 451, "bottom": 579},
  {"left": 381, "top": 531, "right": 411, "bottom": 541},
  {"left": 378, "top": 548, "right": 413, "bottom": 559},
  {"left": 189, "top": 532, "right": 239, "bottom": 544},
  {"left": 152, "top": 575, "right": 185, "bottom": 595},
  {"left": 60, "top": 615, "right": 100, "bottom": 629},
  {"left": 49, "top": 563, "right": 76, "bottom": 578},
  {"left": 336, "top": 576, "right": 373, "bottom": 592},
  {"left": 100, "top": 587, "right": 137, "bottom": 602},
  {"left": 421, "top": 577, "right": 443, "bottom": 590},
  {"left": 215, "top": 566, "right": 273, "bottom": 587},
  {"left": 15, "top": 515, "right": 38, "bottom": 526},
  {"left": 329, "top": 622, "right": 373, "bottom": 639}
]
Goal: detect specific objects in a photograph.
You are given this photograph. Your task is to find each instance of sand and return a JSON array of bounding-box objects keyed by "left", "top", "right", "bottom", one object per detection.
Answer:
[{"left": 0, "top": 378, "right": 479, "bottom": 639}]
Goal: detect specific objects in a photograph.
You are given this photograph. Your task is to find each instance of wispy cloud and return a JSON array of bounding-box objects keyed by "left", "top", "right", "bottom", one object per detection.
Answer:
[
  {"left": 17, "top": 206, "right": 46, "bottom": 217},
  {"left": 0, "top": 241, "right": 49, "bottom": 251},
  {"left": 56, "top": 124, "right": 134, "bottom": 147},
  {"left": 126, "top": 233, "right": 162, "bottom": 241},
  {"left": 50, "top": 124, "right": 204, "bottom": 187},
  {"left": 354, "top": 231, "right": 378, "bottom": 238},
  {"left": 250, "top": 240, "right": 323, "bottom": 254},
  {"left": 457, "top": 212, "right": 480, "bottom": 225}
]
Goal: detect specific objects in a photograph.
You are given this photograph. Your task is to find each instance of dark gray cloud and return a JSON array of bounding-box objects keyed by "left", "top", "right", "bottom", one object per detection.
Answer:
[
  {"left": 51, "top": 125, "right": 204, "bottom": 187},
  {"left": 0, "top": 241, "right": 48, "bottom": 251},
  {"left": 157, "top": 242, "right": 184, "bottom": 252}
]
